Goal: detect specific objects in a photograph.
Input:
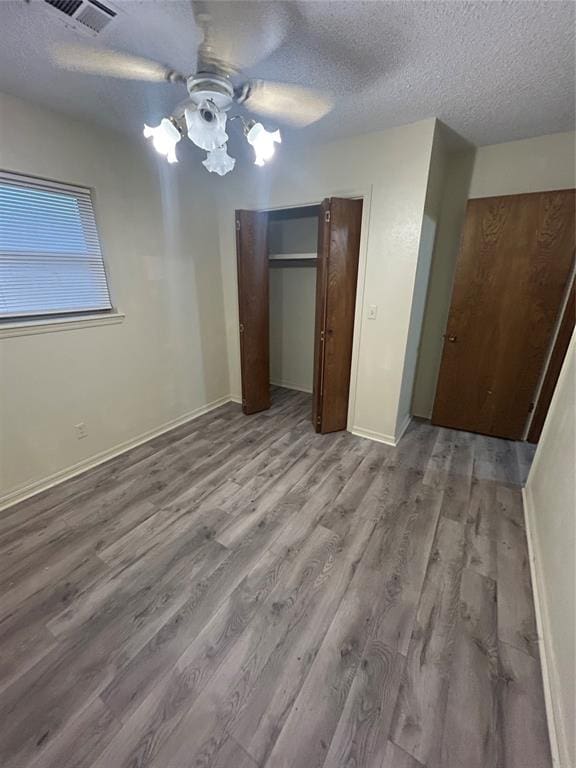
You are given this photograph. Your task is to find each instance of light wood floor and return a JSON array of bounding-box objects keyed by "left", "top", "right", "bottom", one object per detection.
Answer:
[{"left": 0, "top": 388, "right": 550, "bottom": 768}]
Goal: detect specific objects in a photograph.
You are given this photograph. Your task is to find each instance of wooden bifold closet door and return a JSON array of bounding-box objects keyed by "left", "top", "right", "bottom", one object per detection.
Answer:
[
  {"left": 432, "top": 189, "right": 575, "bottom": 440},
  {"left": 235, "top": 209, "right": 270, "bottom": 415},
  {"left": 313, "top": 197, "right": 363, "bottom": 433}
]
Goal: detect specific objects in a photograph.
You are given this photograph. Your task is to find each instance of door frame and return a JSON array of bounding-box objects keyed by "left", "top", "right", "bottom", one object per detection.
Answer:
[{"left": 236, "top": 185, "right": 372, "bottom": 431}]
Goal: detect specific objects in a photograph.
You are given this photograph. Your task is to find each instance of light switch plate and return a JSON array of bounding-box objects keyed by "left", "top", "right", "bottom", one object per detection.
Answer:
[{"left": 367, "top": 304, "right": 378, "bottom": 320}]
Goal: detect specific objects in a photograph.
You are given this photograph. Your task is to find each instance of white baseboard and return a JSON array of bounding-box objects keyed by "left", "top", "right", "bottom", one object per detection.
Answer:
[
  {"left": 396, "top": 414, "right": 412, "bottom": 443},
  {"left": 0, "top": 394, "right": 237, "bottom": 513},
  {"left": 351, "top": 415, "right": 412, "bottom": 447},
  {"left": 270, "top": 380, "right": 313, "bottom": 394},
  {"left": 522, "top": 485, "right": 565, "bottom": 768},
  {"left": 350, "top": 426, "right": 397, "bottom": 446}
]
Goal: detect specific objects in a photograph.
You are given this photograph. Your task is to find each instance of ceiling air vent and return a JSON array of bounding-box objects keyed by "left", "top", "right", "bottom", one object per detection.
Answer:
[
  {"left": 45, "top": 0, "right": 83, "bottom": 15},
  {"left": 43, "top": 0, "right": 119, "bottom": 37}
]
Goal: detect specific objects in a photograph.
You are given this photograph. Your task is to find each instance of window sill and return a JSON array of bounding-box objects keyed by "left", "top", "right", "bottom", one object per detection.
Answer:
[{"left": 0, "top": 312, "right": 126, "bottom": 339}]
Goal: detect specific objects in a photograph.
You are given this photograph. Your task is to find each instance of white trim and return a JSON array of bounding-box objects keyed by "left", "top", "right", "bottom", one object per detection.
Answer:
[
  {"left": 350, "top": 426, "right": 397, "bottom": 446},
  {"left": 346, "top": 187, "right": 373, "bottom": 432},
  {"left": 0, "top": 394, "right": 236, "bottom": 512},
  {"left": 0, "top": 168, "right": 92, "bottom": 196},
  {"left": 522, "top": 485, "right": 563, "bottom": 768},
  {"left": 270, "top": 380, "right": 313, "bottom": 394},
  {"left": 351, "top": 414, "right": 412, "bottom": 448},
  {"left": 0, "top": 312, "right": 125, "bottom": 339},
  {"left": 395, "top": 414, "right": 412, "bottom": 444}
]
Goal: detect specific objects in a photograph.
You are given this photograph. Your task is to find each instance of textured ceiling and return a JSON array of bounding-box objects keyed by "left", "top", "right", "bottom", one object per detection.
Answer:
[{"left": 0, "top": 0, "right": 574, "bottom": 149}]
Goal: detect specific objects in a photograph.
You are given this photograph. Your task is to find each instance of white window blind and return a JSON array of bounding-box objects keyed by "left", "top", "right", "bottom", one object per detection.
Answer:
[{"left": 0, "top": 172, "right": 112, "bottom": 319}]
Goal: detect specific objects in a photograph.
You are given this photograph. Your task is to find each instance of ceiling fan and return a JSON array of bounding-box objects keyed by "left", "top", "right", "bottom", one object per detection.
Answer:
[{"left": 51, "top": 1, "right": 334, "bottom": 176}]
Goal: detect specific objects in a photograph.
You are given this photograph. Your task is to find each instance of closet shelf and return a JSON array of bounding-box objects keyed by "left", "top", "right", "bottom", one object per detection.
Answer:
[{"left": 268, "top": 252, "right": 317, "bottom": 261}]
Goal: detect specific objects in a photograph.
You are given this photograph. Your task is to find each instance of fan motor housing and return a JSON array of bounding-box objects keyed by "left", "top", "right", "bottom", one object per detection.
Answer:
[{"left": 186, "top": 75, "right": 234, "bottom": 111}]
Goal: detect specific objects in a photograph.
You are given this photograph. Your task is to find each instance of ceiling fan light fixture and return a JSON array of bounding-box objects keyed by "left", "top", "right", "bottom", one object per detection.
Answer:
[
  {"left": 246, "top": 122, "right": 281, "bottom": 166},
  {"left": 202, "top": 144, "right": 236, "bottom": 176},
  {"left": 50, "top": 14, "right": 334, "bottom": 177},
  {"left": 143, "top": 118, "right": 181, "bottom": 163},
  {"left": 185, "top": 101, "right": 228, "bottom": 152}
]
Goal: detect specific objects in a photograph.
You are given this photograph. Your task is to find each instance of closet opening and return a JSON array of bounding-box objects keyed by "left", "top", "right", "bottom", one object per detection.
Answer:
[
  {"left": 268, "top": 205, "right": 320, "bottom": 415},
  {"left": 235, "top": 197, "right": 363, "bottom": 433}
]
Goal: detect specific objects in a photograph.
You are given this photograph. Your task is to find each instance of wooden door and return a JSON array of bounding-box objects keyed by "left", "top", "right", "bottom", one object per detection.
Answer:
[
  {"left": 236, "top": 209, "right": 271, "bottom": 415},
  {"left": 432, "top": 190, "right": 575, "bottom": 440},
  {"left": 527, "top": 274, "right": 575, "bottom": 443},
  {"left": 313, "top": 197, "right": 363, "bottom": 433}
]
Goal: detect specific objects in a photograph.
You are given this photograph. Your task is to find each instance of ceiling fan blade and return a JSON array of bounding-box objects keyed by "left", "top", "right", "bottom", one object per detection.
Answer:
[
  {"left": 51, "top": 44, "right": 186, "bottom": 83},
  {"left": 191, "top": 1, "right": 288, "bottom": 73},
  {"left": 192, "top": 6, "right": 236, "bottom": 76},
  {"left": 241, "top": 81, "right": 334, "bottom": 127}
]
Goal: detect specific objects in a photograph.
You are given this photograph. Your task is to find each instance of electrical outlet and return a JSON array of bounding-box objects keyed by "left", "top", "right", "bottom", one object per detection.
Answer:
[
  {"left": 75, "top": 422, "right": 88, "bottom": 439},
  {"left": 367, "top": 304, "right": 378, "bottom": 320}
]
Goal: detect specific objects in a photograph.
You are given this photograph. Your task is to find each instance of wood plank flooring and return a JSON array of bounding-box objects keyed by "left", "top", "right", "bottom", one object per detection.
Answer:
[{"left": 0, "top": 387, "right": 549, "bottom": 768}]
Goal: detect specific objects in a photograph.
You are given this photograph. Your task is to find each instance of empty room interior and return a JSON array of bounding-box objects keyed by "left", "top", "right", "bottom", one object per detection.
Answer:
[{"left": 0, "top": 2, "right": 575, "bottom": 767}]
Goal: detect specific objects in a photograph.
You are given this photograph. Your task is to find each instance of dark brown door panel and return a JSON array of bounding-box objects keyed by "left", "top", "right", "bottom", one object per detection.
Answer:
[
  {"left": 313, "top": 197, "right": 363, "bottom": 433},
  {"left": 236, "top": 209, "right": 271, "bottom": 415},
  {"left": 432, "top": 190, "right": 575, "bottom": 440}
]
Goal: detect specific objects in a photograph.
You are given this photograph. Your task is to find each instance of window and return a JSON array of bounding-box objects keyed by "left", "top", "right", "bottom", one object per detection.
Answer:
[{"left": 0, "top": 172, "right": 112, "bottom": 319}]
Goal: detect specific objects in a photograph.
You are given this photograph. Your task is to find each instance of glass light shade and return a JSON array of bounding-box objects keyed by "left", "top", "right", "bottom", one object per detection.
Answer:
[
  {"left": 143, "top": 119, "right": 181, "bottom": 163},
  {"left": 185, "top": 103, "right": 228, "bottom": 152},
  {"left": 202, "top": 145, "right": 236, "bottom": 176},
  {"left": 246, "top": 123, "right": 281, "bottom": 166}
]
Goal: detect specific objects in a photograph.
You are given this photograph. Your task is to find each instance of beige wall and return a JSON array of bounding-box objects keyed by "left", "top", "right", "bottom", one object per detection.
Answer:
[
  {"left": 524, "top": 331, "right": 575, "bottom": 768},
  {"left": 469, "top": 131, "right": 575, "bottom": 199},
  {"left": 397, "top": 122, "right": 448, "bottom": 428},
  {"left": 412, "top": 146, "right": 476, "bottom": 418},
  {"left": 413, "top": 131, "right": 575, "bottom": 419},
  {"left": 268, "top": 216, "right": 318, "bottom": 255},
  {"left": 0, "top": 92, "right": 229, "bottom": 504},
  {"left": 218, "top": 119, "right": 437, "bottom": 443},
  {"left": 269, "top": 266, "right": 316, "bottom": 392},
  {"left": 0, "top": 100, "right": 437, "bottom": 502}
]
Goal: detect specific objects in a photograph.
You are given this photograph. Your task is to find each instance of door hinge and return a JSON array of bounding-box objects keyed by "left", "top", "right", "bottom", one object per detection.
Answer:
[
  {"left": 528, "top": 402, "right": 535, "bottom": 413},
  {"left": 324, "top": 210, "right": 331, "bottom": 223},
  {"left": 236, "top": 220, "right": 241, "bottom": 231},
  {"left": 320, "top": 329, "right": 325, "bottom": 342},
  {"left": 239, "top": 323, "right": 244, "bottom": 334},
  {"left": 316, "top": 416, "right": 321, "bottom": 426},
  {"left": 242, "top": 398, "right": 247, "bottom": 407}
]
